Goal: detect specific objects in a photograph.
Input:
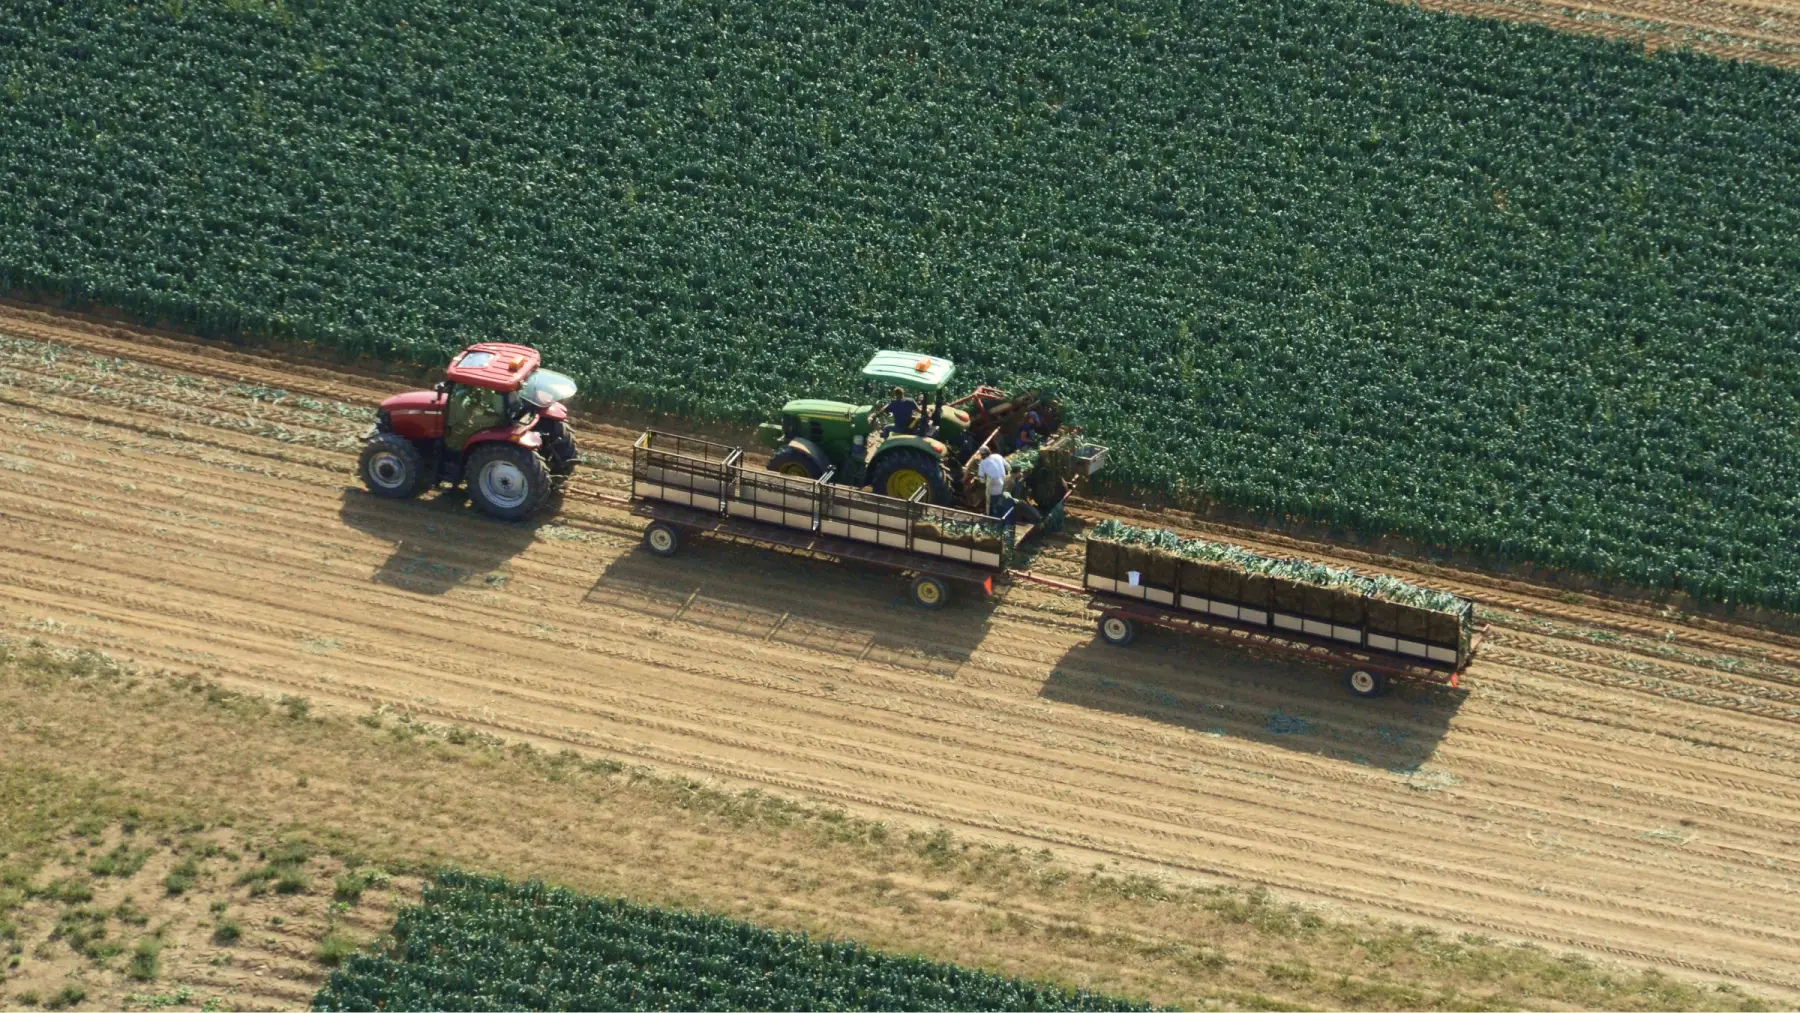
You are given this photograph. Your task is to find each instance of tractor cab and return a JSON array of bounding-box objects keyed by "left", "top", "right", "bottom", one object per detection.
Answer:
[{"left": 858, "top": 351, "right": 971, "bottom": 445}]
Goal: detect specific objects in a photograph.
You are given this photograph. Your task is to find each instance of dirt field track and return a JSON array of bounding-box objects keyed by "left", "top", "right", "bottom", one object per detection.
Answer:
[
  {"left": 2, "top": 304, "right": 1798, "bottom": 996},
  {"left": 1405, "top": 0, "right": 1800, "bottom": 68}
]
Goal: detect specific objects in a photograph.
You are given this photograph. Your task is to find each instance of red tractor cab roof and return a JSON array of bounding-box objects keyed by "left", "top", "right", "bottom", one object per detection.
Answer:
[{"left": 444, "top": 343, "right": 541, "bottom": 392}]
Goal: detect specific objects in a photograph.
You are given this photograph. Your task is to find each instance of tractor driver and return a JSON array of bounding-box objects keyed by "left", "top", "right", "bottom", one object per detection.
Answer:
[
  {"left": 871, "top": 387, "right": 919, "bottom": 437},
  {"left": 445, "top": 384, "right": 510, "bottom": 451}
]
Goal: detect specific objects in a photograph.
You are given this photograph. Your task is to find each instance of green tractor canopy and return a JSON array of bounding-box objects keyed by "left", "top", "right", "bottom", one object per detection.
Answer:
[{"left": 860, "top": 350, "right": 956, "bottom": 394}]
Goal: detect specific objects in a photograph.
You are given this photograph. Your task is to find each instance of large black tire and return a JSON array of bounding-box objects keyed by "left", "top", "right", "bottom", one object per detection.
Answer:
[
  {"left": 869, "top": 447, "right": 955, "bottom": 504},
  {"left": 465, "top": 442, "right": 551, "bottom": 521},
  {"left": 359, "top": 433, "right": 427, "bottom": 500},
  {"left": 767, "top": 446, "right": 824, "bottom": 479},
  {"left": 541, "top": 419, "right": 580, "bottom": 478}
]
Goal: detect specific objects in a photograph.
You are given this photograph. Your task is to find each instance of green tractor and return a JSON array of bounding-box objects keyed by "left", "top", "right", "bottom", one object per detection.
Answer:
[{"left": 756, "top": 351, "right": 1103, "bottom": 516}]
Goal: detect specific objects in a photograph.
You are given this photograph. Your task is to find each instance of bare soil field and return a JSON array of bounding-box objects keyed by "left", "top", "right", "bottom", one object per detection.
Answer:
[
  {"left": 1400, "top": 0, "right": 1800, "bottom": 67},
  {"left": 1, "top": 304, "right": 1798, "bottom": 1005}
]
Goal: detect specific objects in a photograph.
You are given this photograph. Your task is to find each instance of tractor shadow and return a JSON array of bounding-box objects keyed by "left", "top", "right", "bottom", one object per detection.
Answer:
[
  {"left": 1039, "top": 631, "right": 1467, "bottom": 774},
  {"left": 338, "top": 487, "right": 553, "bottom": 595},
  {"left": 586, "top": 537, "right": 998, "bottom": 679}
]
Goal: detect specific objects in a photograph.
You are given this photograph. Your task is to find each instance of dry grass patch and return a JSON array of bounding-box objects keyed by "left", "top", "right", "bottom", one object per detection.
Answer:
[{"left": 0, "top": 638, "right": 1777, "bottom": 1011}]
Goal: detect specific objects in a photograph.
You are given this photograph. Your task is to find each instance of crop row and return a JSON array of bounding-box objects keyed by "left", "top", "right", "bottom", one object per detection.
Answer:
[
  {"left": 311, "top": 870, "right": 1145, "bottom": 1011},
  {"left": 1, "top": 0, "right": 1796, "bottom": 607}
]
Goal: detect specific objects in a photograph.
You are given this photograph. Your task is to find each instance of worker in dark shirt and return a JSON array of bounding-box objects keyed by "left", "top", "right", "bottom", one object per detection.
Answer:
[{"left": 871, "top": 387, "right": 919, "bottom": 437}]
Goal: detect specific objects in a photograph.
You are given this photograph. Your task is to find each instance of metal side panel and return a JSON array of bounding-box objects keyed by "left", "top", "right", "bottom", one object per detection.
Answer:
[
  {"left": 1397, "top": 639, "right": 1430, "bottom": 658},
  {"left": 1426, "top": 645, "right": 1458, "bottom": 664},
  {"left": 1332, "top": 625, "right": 1363, "bottom": 644},
  {"left": 1087, "top": 574, "right": 1119, "bottom": 592},
  {"left": 971, "top": 550, "right": 1001, "bottom": 568},
  {"left": 939, "top": 543, "right": 972, "bottom": 562},
  {"left": 1179, "top": 594, "right": 1210, "bottom": 614},
  {"left": 1240, "top": 608, "right": 1269, "bottom": 625},
  {"left": 726, "top": 499, "right": 755, "bottom": 519},
  {"left": 1208, "top": 600, "right": 1242, "bottom": 621},
  {"left": 1146, "top": 587, "right": 1175, "bottom": 605},
  {"left": 820, "top": 519, "right": 851, "bottom": 538},
  {"left": 877, "top": 530, "right": 908, "bottom": 549},
  {"left": 912, "top": 538, "right": 946, "bottom": 558},
  {"left": 1273, "top": 613, "right": 1303, "bottom": 632},
  {"left": 1302, "top": 619, "right": 1333, "bottom": 638},
  {"left": 1368, "top": 634, "right": 1399, "bottom": 652}
]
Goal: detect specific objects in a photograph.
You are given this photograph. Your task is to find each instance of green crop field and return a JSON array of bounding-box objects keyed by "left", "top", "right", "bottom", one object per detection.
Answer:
[
  {"left": 2, "top": 0, "right": 1796, "bottom": 608},
  {"left": 311, "top": 870, "right": 1147, "bottom": 1011}
]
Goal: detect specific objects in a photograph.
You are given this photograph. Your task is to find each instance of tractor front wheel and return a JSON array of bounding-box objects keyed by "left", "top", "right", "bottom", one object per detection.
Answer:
[
  {"left": 541, "top": 419, "right": 580, "bottom": 478},
  {"left": 466, "top": 442, "right": 551, "bottom": 521},
  {"left": 910, "top": 575, "right": 949, "bottom": 610},
  {"left": 767, "top": 446, "right": 824, "bottom": 479},
  {"left": 359, "top": 433, "right": 426, "bottom": 500},
  {"left": 870, "top": 448, "right": 954, "bottom": 504}
]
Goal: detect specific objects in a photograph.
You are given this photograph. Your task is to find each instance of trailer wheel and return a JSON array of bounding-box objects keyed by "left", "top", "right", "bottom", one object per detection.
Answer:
[
  {"left": 1347, "top": 668, "right": 1387, "bottom": 699},
  {"left": 1098, "top": 614, "right": 1137, "bottom": 646},
  {"left": 910, "top": 575, "right": 949, "bottom": 610},
  {"left": 644, "top": 521, "right": 682, "bottom": 558}
]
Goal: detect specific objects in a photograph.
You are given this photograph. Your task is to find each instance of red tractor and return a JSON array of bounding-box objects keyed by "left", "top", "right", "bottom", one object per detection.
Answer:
[{"left": 358, "top": 343, "right": 579, "bottom": 520}]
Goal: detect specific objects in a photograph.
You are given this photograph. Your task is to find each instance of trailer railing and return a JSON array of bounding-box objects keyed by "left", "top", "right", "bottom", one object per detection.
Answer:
[
  {"left": 632, "top": 431, "right": 740, "bottom": 512},
  {"left": 631, "top": 429, "right": 1015, "bottom": 570}
]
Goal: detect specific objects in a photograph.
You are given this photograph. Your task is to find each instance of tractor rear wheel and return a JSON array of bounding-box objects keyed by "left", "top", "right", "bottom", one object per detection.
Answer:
[
  {"left": 466, "top": 442, "right": 551, "bottom": 521},
  {"left": 870, "top": 448, "right": 954, "bottom": 504},
  {"left": 359, "top": 433, "right": 426, "bottom": 500},
  {"left": 910, "top": 575, "right": 949, "bottom": 610},
  {"left": 767, "top": 446, "right": 824, "bottom": 479}
]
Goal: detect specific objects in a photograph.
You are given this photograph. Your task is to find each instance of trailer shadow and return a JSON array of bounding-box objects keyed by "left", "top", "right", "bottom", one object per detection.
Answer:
[
  {"left": 586, "top": 537, "right": 999, "bottom": 678},
  {"left": 1039, "top": 631, "right": 1467, "bottom": 773},
  {"left": 337, "top": 487, "right": 550, "bottom": 595}
]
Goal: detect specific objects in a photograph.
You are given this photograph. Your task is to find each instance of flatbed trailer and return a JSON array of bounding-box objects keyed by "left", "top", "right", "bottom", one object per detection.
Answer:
[
  {"left": 1081, "top": 540, "right": 1484, "bottom": 698},
  {"left": 633, "top": 499, "right": 1001, "bottom": 605},
  {"left": 1087, "top": 593, "right": 1484, "bottom": 698},
  {"left": 631, "top": 429, "right": 1037, "bottom": 608}
]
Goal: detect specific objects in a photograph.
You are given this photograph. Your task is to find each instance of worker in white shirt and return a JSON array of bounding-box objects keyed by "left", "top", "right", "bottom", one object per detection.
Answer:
[{"left": 978, "top": 448, "right": 1010, "bottom": 519}]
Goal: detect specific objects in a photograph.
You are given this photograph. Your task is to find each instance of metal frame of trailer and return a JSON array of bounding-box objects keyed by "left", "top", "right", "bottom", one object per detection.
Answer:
[
  {"left": 633, "top": 500, "right": 998, "bottom": 605},
  {"left": 629, "top": 429, "right": 1022, "bottom": 608},
  {"left": 1087, "top": 592, "right": 1485, "bottom": 698}
]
